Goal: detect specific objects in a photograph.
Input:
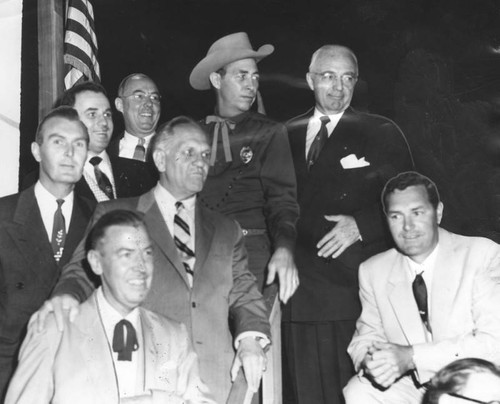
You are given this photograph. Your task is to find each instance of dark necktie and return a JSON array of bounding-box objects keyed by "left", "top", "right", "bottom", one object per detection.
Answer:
[
  {"left": 89, "top": 156, "right": 114, "bottom": 200},
  {"left": 132, "top": 137, "right": 146, "bottom": 161},
  {"left": 205, "top": 115, "right": 235, "bottom": 166},
  {"left": 307, "top": 116, "right": 330, "bottom": 170},
  {"left": 112, "top": 319, "right": 139, "bottom": 361},
  {"left": 51, "top": 199, "right": 66, "bottom": 262},
  {"left": 412, "top": 272, "right": 431, "bottom": 332},
  {"left": 174, "top": 201, "right": 195, "bottom": 287}
]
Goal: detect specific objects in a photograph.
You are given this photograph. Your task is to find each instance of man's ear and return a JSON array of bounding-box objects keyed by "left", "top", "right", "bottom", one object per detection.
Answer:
[
  {"left": 436, "top": 201, "right": 444, "bottom": 225},
  {"left": 152, "top": 149, "right": 166, "bottom": 173},
  {"left": 87, "top": 250, "right": 103, "bottom": 276},
  {"left": 31, "top": 141, "right": 42, "bottom": 163},
  {"left": 306, "top": 72, "right": 315, "bottom": 91},
  {"left": 209, "top": 72, "right": 221, "bottom": 90},
  {"left": 115, "top": 97, "right": 124, "bottom": 113}
]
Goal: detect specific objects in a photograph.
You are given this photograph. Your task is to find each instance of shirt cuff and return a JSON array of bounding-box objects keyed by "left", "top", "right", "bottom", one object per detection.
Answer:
[{"left": 234, "top": 332, "right": 271, "bottom": 350}]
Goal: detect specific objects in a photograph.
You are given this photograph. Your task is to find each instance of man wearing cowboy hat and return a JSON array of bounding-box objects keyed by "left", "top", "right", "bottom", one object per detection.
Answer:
[{"left": 189, "top": 32, "right": 300, "bottom": 304}]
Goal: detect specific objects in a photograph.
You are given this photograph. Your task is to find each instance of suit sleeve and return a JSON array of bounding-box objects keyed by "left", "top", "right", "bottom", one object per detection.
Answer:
[
  {"left": 261, "top": 123, "right": 299, "bottom": 251},
  {"left": 5, "top": 316, "right": 61, "bottom": 404},
  {"left": 347, "top": 261, "right": 388, "bottom": 371},
  {"left": 353, "top": 119, "right": 414, "bottom": 244},
  {"left": 51, "top": 203, "right": 110, "bottom": 302},
  {"left": 228, "top": 222, "right": 271, "bottom": 338},
  {"left": 412, "top": 243, "right": 500, "bottom": 377}
]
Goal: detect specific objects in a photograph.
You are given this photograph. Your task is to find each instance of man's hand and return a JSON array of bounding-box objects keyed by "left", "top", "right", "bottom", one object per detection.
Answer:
[
  {"left": 362, "top": 342, "right": 415, "bottom": 388},
  {"left": 317, "top": 214, "right": 360, "bottom": 259},
  {"left": 32, "top": 294, "right": 80, "bottom": 332},
  {"left": 230, "top": 337, "right": 267, "bottom": 392},
  {"left": 266, "top": 247, "right": 299, "bottom": 304}
]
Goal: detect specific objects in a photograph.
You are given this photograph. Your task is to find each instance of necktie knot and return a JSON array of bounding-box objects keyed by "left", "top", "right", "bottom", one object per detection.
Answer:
[
  {"left": 320, "top": 115, "right": 330, "bottom": 125},
  {"left": 56, "top": 198, "right": 65, "bottom": 208},
  {"left": 89, "top": 156, "right": 102, "bottom": 166},
  {"left": 112, "top": 319, "right": 139, "bottom": 361},
  {"left": 175, "top": 201, "right": 183, "bottom": 211}
]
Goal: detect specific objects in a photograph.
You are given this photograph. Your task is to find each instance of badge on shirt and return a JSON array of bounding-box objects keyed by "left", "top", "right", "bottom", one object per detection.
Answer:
[{"left": 240, "top": 146, "right": 253, "bottom": 164}]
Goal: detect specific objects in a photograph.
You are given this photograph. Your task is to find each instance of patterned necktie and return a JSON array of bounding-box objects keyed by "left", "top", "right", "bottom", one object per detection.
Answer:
[
  {"left": 89, "top": 156, "right": 114, "bottom": 200},
  {"left": 51, "top": 199, "right": 66, "bottom": 262},
  {"left": 112, "top": 319, "right": 139, "bottom": 361},
  {"left": 174, "top": 202, "right": 195, "bottom": 287},
  {"left": 412, "top": 272, "right": 431, "bottom": 332},
  {"left": 132, "top": 137, "right": 146, "bottom": 161},
  {"left": 307, "top": 116, "right": 330, "bottom": 170}
]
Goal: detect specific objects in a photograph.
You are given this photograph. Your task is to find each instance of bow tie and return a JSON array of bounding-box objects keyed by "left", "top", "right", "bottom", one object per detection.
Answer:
[
  {"left": 205, "top": 115, "right": 235, "bottom": 166},
  {"left": 112, "top": 319, "right": 139, "bottom": 361}
]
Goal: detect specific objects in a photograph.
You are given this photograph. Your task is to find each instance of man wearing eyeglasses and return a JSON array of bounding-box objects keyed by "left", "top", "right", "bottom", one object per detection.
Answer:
[
  {"left": 110, "top": 73, "right": 161, "bottom": 162},
  {"left": 283, "top": 45, "right": 414, "bottom": 404}
]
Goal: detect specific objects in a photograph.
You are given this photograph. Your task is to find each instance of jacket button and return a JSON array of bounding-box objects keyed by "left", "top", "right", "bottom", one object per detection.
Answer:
[
  {"left": 16, "top": 282, "right": 25, "bottom": 290},
  {"left": 192, "top": 302, "right": 196, "bottom": 308}
]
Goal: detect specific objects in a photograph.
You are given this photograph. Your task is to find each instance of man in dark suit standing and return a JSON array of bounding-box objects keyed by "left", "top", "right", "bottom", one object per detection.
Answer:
[
  {"left": 35, "top": 116, "right": 271, "bottom": 404},
  {"left": 0, "top": 107, "right": 95, "bottom": 400},
  {"left": 59, "top": 82, "right": 157, "bottom": 201},
  {"left": 283, "top": 45, "right": 414, "bottom": 404}
]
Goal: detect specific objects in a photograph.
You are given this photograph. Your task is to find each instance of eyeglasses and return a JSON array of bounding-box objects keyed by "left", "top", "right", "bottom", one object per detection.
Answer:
[
  {"left": 309, "top": 71, "right": 358, "bottom": 87},
  {"left": 448, "top": 392, "right": 500, "bottom": 404},
  {"left": 176, "top": 148, "right": 211, "bottom": 164},
  {"left": 120, "top": 91, "right": 161, "bottom": 104}
]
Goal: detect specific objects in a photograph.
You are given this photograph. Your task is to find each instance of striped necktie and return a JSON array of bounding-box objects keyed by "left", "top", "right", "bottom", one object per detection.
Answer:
[{"left": 174, "top": 202, "right": 195, "bottom": 287}]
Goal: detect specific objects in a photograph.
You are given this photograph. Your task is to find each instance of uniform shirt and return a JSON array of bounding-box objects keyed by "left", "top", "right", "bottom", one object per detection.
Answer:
[
  {"left": 305, "top": 108, "right": 344, "bottom": 158},
  {"left": 199, "top": 110, "right": 299, "bottom": 251},
  {"left": 96, "top": 287, "right": 143, "bottom": 398},
  {"left": 83, "top": 150, "right": 116, "bottom": 201},
  {"left": 119, "top": 131, "right": 154, "bottom": 159},
  {"left": 34, "top": 181, "right": 73, "bottom": 239}
]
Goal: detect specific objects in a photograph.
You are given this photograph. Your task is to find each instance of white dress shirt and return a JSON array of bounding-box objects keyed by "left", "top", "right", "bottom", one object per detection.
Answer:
[
  {"left": 34, "top": 181, "right": 74, "bottom": 240},
  {"left": 83, "top": 150, "right": 116, "bottom": 201},
  {"left": 305, "top": 108, "right": 345, "bottom": 158},
  {"left": 96, "top": 287, "right": 143, "bottom": 398},
  {"left": 119, "top": 131, "right": 154, "bottom": 159}
]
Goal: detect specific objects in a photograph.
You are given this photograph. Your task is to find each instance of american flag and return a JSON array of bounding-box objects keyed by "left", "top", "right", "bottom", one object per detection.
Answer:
[{"left": 63, "top": 0, "right": 101, "bottom": 89}]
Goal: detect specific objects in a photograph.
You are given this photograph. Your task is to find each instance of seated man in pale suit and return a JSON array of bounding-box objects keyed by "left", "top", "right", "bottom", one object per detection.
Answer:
[
  {"left": 6, "top": 209, "right": 214, "bottom": 404},
  {"left": 344, "top": 171, "right": 500, "bottom": 403}
]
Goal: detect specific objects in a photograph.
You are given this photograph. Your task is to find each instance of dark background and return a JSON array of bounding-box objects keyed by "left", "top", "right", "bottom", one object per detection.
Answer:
[{"left": 20, "top": 0, "right": 500, "bottom": 239}]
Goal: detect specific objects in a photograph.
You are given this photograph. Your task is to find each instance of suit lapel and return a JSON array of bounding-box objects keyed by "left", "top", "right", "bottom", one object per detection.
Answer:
[
  {"left": 77, "top": 294, "right": 119, "bottom": 402},
  {"left": 138, "top": 191, "right": 190, "bottom": 287},
  {"left": 193, "top": 203, "right": 214, "bottom": 278},
  {"left": 387, "top": 254, "right": 428, "bottom": 345},
  {"left": 140, "top": 309, "right": 158, "bottom": 392},
  {"left": 429, "top": 229, "right": 460, "bottom": 337},
  {"left": 8, "top": 187, "right": 58, "bottom": 286}
]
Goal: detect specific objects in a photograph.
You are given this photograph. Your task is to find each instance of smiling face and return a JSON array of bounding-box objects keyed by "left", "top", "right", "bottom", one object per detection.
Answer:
[
  {"left": 306, "top": 47, "right": 358, "bottom": 115},
  {"left": 32, "top": 116, "right": 88, "bottom": 195},
  {"left": 211, "top": 58, "right": 260, "bottom": 118},
  {"left": 386, "top": 185, "right": 443, "bottom": 263},
  {"left": 88, "top": 224, "right": 154, "bottom": 316},
  {"left": 153, "top": 124, "right": 210, "bottom": 200},
  {"left": 115, "top": 76, "right": 161, "bottom": 137},
  {"left": 73, "top": 91, "right": 113, "bottom": 154}
]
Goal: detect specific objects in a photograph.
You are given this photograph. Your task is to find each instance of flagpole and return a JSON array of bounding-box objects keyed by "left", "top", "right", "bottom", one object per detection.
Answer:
[{"left": 37, "top": 0, "right": 64, "bottom": 121}]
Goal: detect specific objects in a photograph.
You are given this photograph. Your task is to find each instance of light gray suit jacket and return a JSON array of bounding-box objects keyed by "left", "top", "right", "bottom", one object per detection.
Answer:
[
  {"left": 52, "top": 186, "right": 270, "bottom": 403},
  {"left": 348, "top": 228, "right": 500, "bottom": 383},
  {"left": 5, "top": 291, "right": 214, "bottom": 404}
]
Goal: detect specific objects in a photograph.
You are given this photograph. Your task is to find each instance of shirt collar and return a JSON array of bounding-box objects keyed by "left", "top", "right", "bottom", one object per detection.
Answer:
[
  {"left": 313, "top": 108, "right": 345, "bottom": 122},
  {"left": 123, "top": 131, "right": 154, "bottom": 146},
  {"left": 406, "top": 243, "right": 440, "bottom": 276},
  {"left": 154, "top": 183, "right": 196, "bottom": 210}
]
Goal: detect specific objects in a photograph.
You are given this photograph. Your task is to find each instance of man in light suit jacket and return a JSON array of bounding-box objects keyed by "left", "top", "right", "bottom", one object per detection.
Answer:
[
  {"left": 36, "top": 116, "right": 271, "bottom": 404},
  {"left": 0, "top": 107, "right": 95, "bottom": 400},
  {"left": 284, "top": 44, "right": 414, "bottom": 403},
  {"left": 6, "top": 209, "right": 214, "bottom": 404},
  {"left": 344, "top": 171, "right": 500, "bottom": 403}
]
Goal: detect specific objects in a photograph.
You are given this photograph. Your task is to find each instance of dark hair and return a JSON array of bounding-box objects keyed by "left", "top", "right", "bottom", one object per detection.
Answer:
[
  {"left": 150, "top": 115, "right": 206, "bottom": 154},
  {"left": 35, "top": 106, "right": 88, "bottom": 144},
  {"left": 381, "top": 171, "right": 440, "bottom": 212},
  {"left": 58, "top": 81, "right": 108, "bottom": 108},
  {"left": 86, "top": 209, "right": 147, "bottom": 252},
  {"left": 117, "top": 73, "right": 155, "bottom": 97},
  {"left": 424, "top": 358, "right": 500, "bottom": 404}
]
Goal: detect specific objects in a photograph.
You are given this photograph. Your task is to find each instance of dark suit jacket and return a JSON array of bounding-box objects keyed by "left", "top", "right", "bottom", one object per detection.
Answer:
[
  {"left": 0, "top": 186, "right": 94, "bottom": 399},
  {"left": 285, "top": 107, "right": 414, "bottom": 322},
  {"left": 52, "top": 187, "right": 270, "bottom": 404},
  {"left": 22, "top": 154, "right": 158, "bottom": 203}
]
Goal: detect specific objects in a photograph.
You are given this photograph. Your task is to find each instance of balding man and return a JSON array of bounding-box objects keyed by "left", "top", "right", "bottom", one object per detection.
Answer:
[{"left": 284, "top": 45, "right": 414, "bottom": 404}]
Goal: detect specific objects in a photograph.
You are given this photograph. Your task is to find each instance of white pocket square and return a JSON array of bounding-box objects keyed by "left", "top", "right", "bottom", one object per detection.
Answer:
[{"left": 340, "top": 154, "right": 370, "bottom": 169}]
